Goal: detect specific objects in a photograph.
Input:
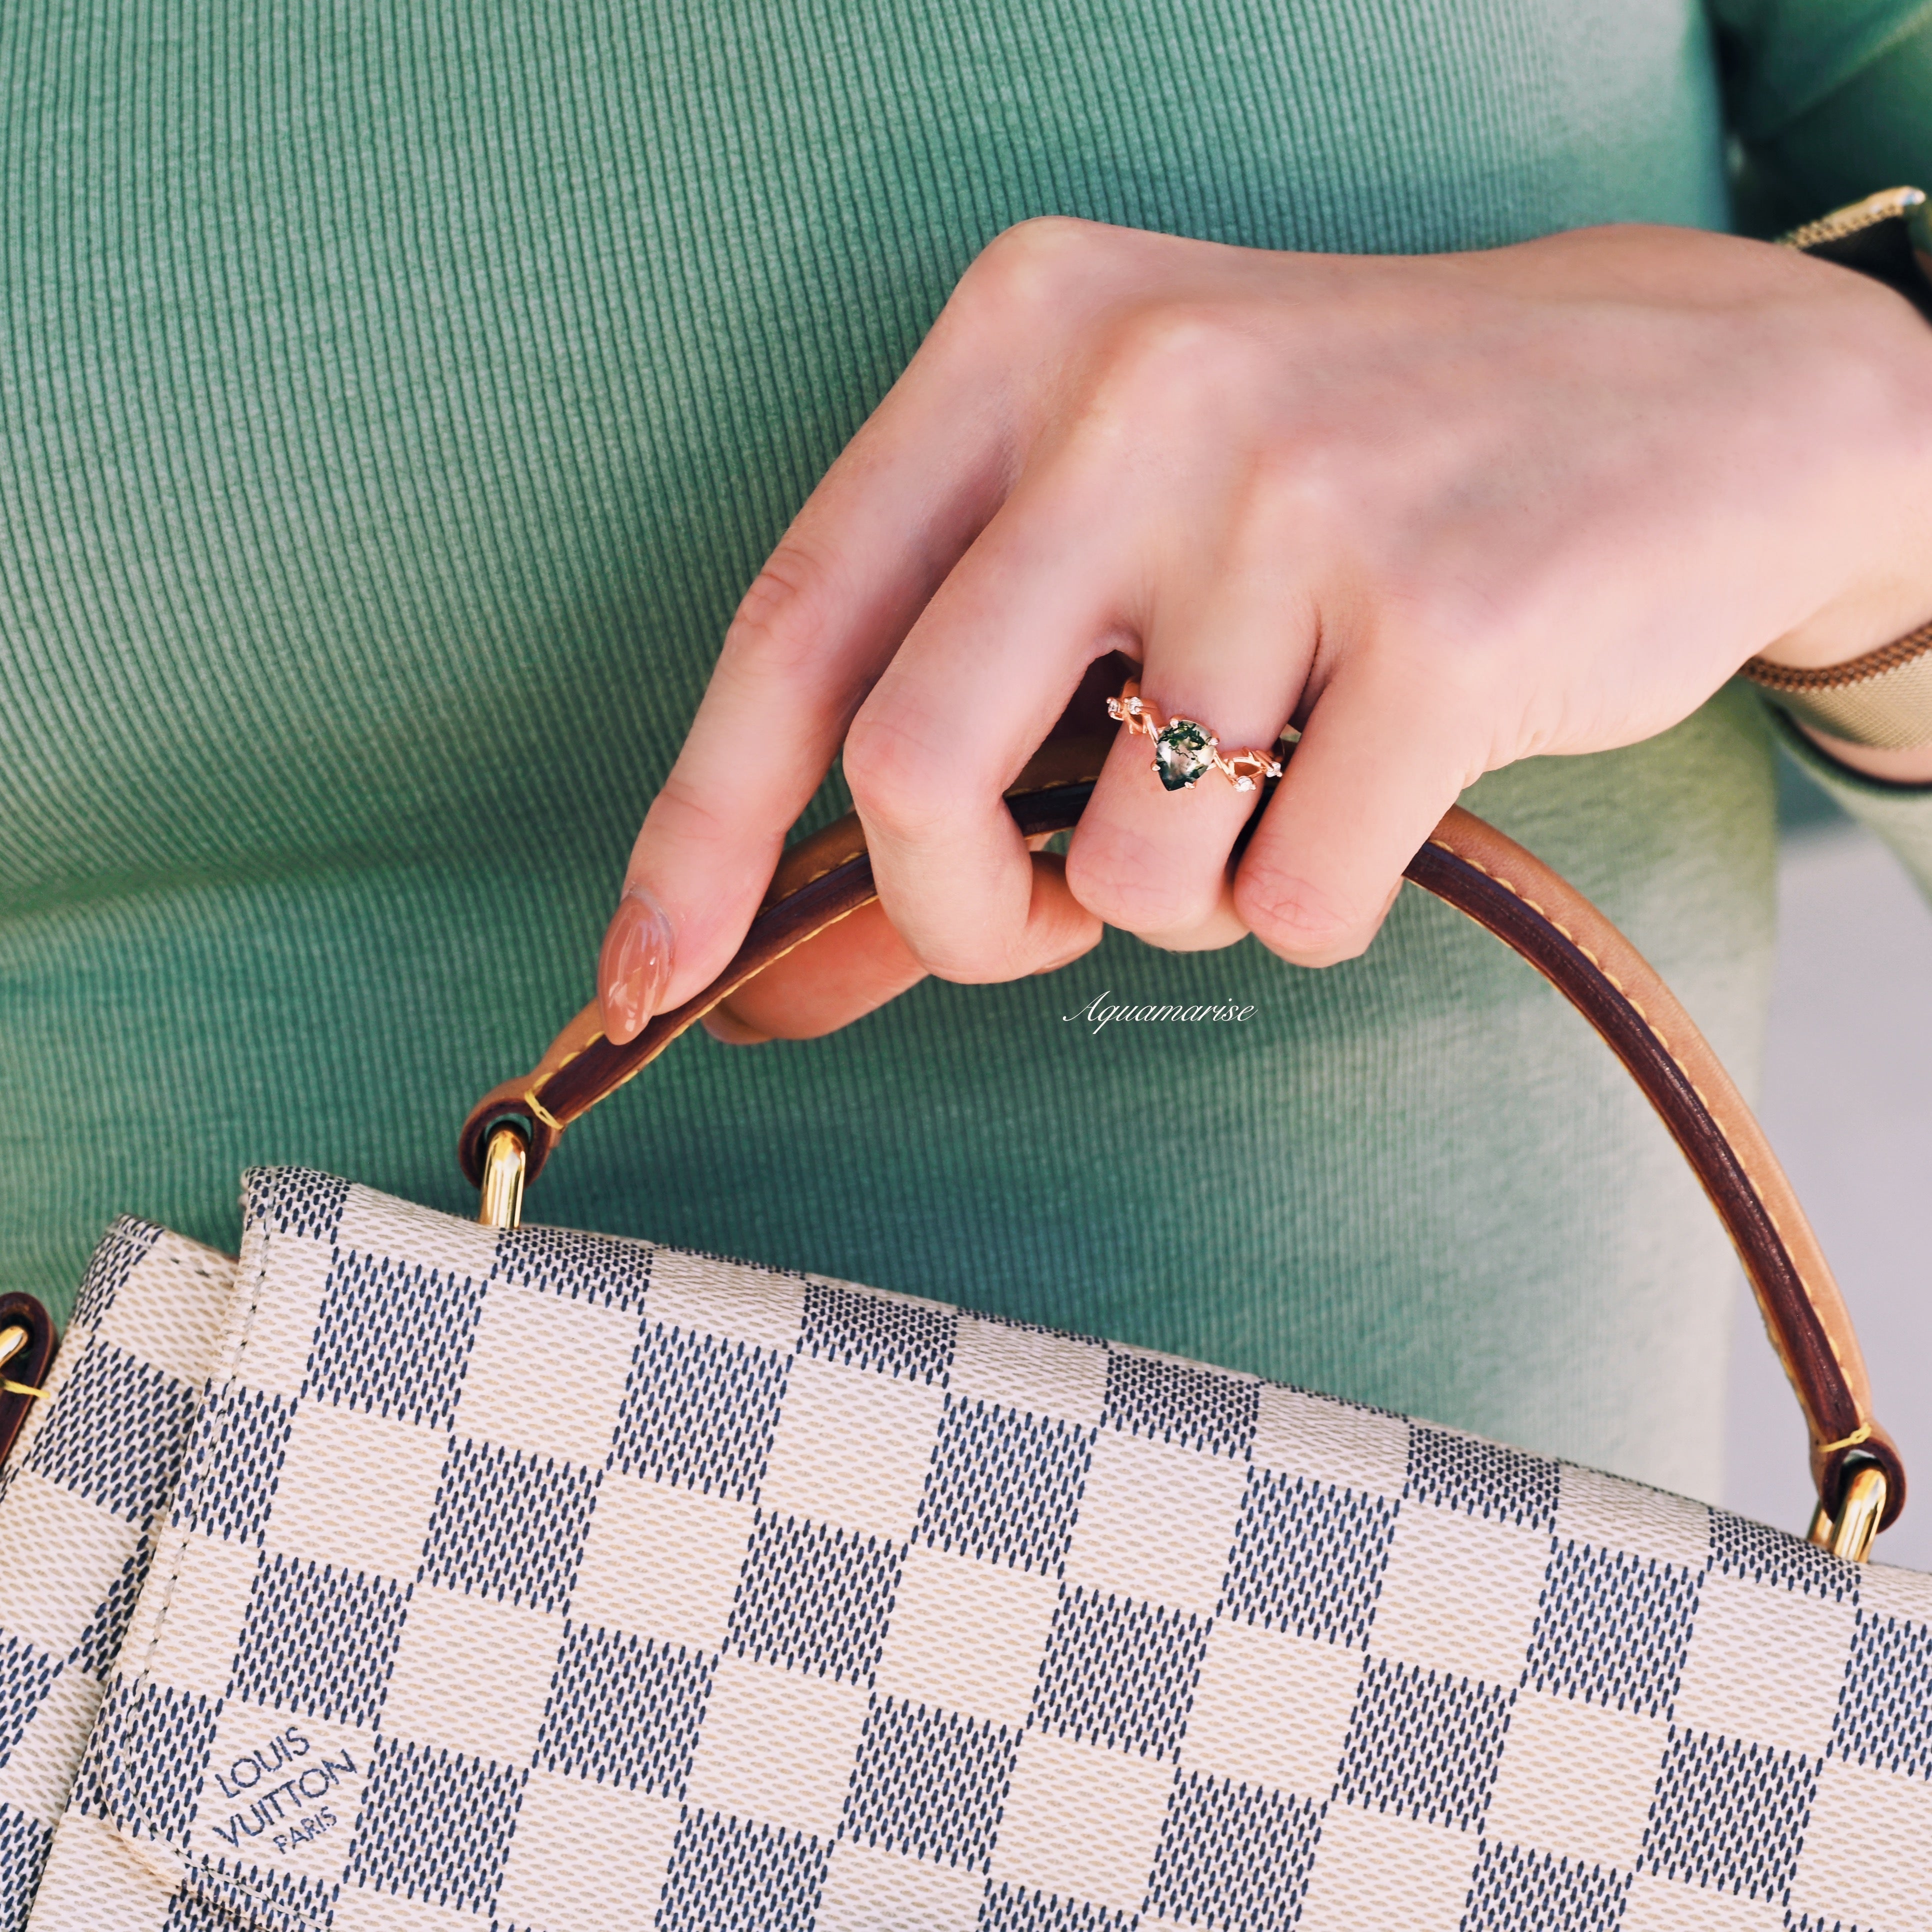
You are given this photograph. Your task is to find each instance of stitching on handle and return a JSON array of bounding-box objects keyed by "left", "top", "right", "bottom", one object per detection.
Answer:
[
  {"left": 1816, "top": 1422, "right": 1875, "bottom": 1456},
  {"left": 1428, "top": 834, "right": 1858, "bottom": 1422},
  {"left": 1428, "top": 839, "right": 1666, "bottom": 1048},
  {"left": 774, "top": 852, "right": 862, "bottom": 897}
]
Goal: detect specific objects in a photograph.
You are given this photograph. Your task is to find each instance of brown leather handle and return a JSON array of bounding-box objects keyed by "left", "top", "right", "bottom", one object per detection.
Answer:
[{"left": 460, "top": 737, "right": 1902, "bottom": 1529}]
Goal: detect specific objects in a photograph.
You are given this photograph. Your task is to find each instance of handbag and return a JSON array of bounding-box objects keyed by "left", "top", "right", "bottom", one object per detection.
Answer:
[
  {"left": 8, "top": 740, "right": 1929, "bottom": 1930},
  {"left": 0, "top": 1226, "right": 236, "bottom": 1925}
]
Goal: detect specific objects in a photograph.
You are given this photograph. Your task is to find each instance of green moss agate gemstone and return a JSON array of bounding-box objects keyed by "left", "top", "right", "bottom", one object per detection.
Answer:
[{"left": 1154, "top": 718, "right": 1215, "bottom": 790}]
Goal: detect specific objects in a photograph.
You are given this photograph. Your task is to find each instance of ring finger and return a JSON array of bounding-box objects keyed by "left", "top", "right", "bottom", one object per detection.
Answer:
[{"left": 1066, "top": 555, "right": 1314, "bottom": 950}]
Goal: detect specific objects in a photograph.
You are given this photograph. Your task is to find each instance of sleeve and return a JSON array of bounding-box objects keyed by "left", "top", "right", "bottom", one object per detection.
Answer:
[
  {"left": 1764, "top": 704, "right": 1932, "bottom": 901},
  {"left": 1706, "top": 0, "right": 1932, "bottom": 232}
]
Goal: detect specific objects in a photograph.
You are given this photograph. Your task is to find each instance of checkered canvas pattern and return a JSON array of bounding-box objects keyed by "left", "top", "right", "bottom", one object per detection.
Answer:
[
  {"left": 26, "top": 1170, "right": 1932, "bottom": 1931},
  {"left": 0, "top": 1220, "right": 234, "bottom": 1928}
]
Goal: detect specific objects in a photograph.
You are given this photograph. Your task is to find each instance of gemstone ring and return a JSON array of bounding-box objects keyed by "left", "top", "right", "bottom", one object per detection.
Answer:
[{"left": 1104, "top": 680, "right": 1290, "bottom": 794}]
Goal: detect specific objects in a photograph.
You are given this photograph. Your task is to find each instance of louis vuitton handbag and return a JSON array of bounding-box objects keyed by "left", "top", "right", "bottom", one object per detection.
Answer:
[{"left": 0, "top": 742, "right": 1926, "bottom": 1932}]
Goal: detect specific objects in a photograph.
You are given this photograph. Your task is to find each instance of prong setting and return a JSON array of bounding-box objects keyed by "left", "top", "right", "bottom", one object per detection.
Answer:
[{"left": 1106, "top": 684, "right": 1287, "bottom": 795}]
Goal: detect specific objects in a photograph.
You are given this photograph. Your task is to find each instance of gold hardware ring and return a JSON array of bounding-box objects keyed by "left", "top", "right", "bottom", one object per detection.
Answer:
[{"left": 0, "top": 1324, "right": 46, "bottom": 1402}]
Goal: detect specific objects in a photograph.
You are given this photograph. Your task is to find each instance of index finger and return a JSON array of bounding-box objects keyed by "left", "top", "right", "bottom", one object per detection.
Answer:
[{"left": 606, "top": 341, "right": 1012, "bottom": 1038}]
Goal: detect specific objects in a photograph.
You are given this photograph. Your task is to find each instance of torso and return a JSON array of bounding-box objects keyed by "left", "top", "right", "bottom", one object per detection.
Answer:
[{"left": 0, "top": 0, "right": 1762, "bottom": 1495}]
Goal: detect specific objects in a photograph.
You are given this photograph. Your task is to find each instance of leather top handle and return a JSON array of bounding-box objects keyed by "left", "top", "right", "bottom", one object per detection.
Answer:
[{"left": 462, "top": 736, "right": 1904, "bottom": 1533}]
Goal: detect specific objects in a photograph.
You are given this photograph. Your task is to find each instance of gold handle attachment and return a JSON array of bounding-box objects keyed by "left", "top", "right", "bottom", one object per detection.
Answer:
[
  {"left": 1808, "top": 1463, "right": 1889, "bottom": 1562},
  {"left": 478, "top": 1122, "right": 529, "bottom": 1231},
  {"left": 466, "top": 1104, "right": 1898, "bottom": 1562},
  {"left": 0, "top": 1324, "right": 44, "bottom": 1400}
]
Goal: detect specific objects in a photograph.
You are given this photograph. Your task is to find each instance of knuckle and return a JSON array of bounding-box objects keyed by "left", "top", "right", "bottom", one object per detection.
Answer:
[
  {"left": 880, "top": 895, "right": 1018, "bottom": 985},
  {"left": 1238, "top": 434, "right": 1350, "bottom": 536},
  {"left": 644, "top": 768, "right": 742, "bottom": 856},
  {"left": 1065, "top": 824, "right": 1218, "bottom": 934},
  {"left": 1090, "top": 300, "right": 1262, "bottom": 416},
  {"left": 640, "top": 770, "right": 784, "bottom": 907},
  {"left": 922, "top": 904, "right": 1091, "bottom": 986},
  {"left": 962, "top": 214, "right": 1106, "bottom": 314},
  {"left": 720, "top": 544, "right": 836, "bottom": 688},
  {"left": 1232, "top": 856, "right": 1369, "bottom": 962},
  {"left": 842, "top": 708, "right": 956, "bottom": 838},
  {"left": 925, "top": 942, "right": 1036, "bottom": 986}
]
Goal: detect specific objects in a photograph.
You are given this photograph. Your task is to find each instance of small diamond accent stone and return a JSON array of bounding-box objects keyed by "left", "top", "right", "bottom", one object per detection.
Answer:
[{"left": 1154, "top": 718, "right": 1215, "bottom": 791}]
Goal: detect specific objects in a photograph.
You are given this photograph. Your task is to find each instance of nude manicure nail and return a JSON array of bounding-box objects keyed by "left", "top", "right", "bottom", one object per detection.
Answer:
[{"left": 598, "top": 885, "right": 675, "bottom": 1046}]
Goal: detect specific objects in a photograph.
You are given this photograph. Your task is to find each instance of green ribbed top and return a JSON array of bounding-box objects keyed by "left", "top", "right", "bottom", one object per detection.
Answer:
[{"left": 4, "top": 0, "right": 1930, "bottom": 1498}]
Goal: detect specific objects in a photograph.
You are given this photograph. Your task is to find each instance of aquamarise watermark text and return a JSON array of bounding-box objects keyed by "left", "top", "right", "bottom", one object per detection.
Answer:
[{"left": 1064, "top": 991, "right": 1256, "bottom": 1035}]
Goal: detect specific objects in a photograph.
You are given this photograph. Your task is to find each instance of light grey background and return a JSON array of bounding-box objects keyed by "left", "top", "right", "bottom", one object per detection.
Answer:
[{"left": 1724, "top": 765, "right": 1932, "bottom": 1568}]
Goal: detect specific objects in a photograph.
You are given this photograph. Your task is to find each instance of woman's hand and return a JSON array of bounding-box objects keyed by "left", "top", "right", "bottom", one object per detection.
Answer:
[{"left": 596, "top": 218, "right": 1932, "bottom": 1045}]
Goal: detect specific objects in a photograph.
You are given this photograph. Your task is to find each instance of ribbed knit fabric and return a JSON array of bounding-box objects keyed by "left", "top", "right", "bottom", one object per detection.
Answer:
[
  {"left": 1770, "top": 708, "right": 1932, "bottom": 872},
  {"left": 3, "top": 0, "right": 1930, "bottom": 1502}
]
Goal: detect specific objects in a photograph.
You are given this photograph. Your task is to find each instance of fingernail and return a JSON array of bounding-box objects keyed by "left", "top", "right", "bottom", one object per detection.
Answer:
[{"left": 598, "top": 885, "right": 675, "bottom": 1046}]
